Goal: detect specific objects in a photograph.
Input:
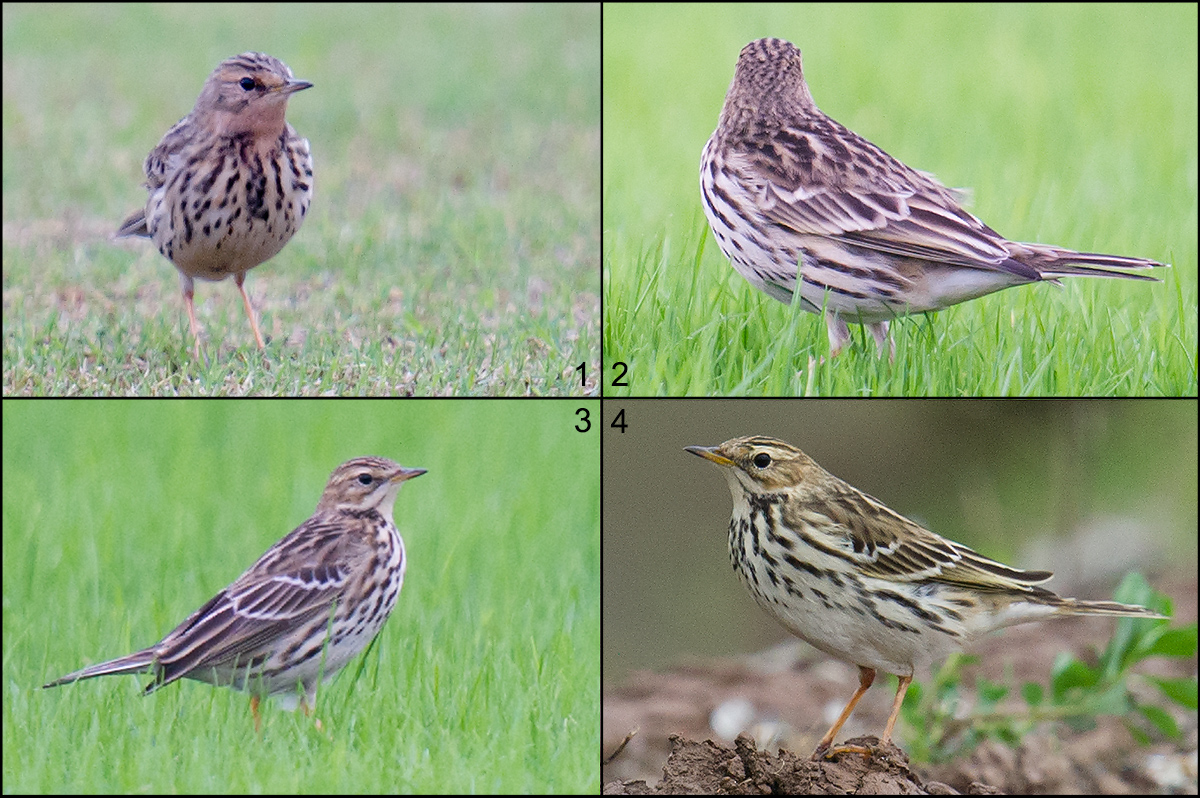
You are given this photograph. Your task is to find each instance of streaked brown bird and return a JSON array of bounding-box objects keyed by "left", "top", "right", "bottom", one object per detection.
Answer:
[
  {"left": 687, "top": 435, "right": 1165, "bottom": 758},
  {"left": 701, "top": 38, "right": 1166, "bottom": 357},
  {"left": 117, "top": 52, "right": 314, "bottom": 360},
  {"left": 44, "top": 457, "right": 425, "bottom": 728}
]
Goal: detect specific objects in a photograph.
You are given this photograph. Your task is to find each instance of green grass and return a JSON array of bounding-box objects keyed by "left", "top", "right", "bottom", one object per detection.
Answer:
[
  {"left": 4, "top": 400, "right": 599, "bottom": 792},
  {"left": 603, "top": 4, "right": 1196, "bottom": 396},
  {"left": 2, "top": 4, "right": 599, "bottom": 395}
]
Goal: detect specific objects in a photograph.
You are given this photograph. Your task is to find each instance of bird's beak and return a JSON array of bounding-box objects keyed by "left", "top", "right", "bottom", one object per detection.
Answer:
[
  {"left": 684, "top": 445, "right": 734, "bottom": 467},
  {"left": 277, "top": 78, "right": 313, "bottom": 96},
  {"left": 391, "top": 467, "right": 427, "bottom": 483}
]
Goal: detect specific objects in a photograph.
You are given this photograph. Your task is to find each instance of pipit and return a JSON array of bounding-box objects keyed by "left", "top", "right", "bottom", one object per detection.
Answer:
[
  {"left": 701, "top": 38, "right": 1166, "bottom": 357},
  {"left": 117, "top": 52, "right": 314, "bottom": 360},
  {"left": 686, "top": 435, "right": 1164, "bottom": 759},
  {"left": 44, "top": 457, "right": 424, "bottom": 728}
]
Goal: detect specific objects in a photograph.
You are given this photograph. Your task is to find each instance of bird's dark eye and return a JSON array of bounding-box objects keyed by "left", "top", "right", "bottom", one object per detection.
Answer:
[
  {"left": 357, "top": 473, "right": 374, "bottom": 485},
  {"left": 239, "top": 77, "right": 256, "bottom": 91},
  {"left": 753, "top": 452, "right": 771, "bottom": 469}
]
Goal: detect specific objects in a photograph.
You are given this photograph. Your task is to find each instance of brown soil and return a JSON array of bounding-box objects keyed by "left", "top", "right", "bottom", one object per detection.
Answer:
[{"left": 602, "top": 733, "right": 999, "bottom": 795}]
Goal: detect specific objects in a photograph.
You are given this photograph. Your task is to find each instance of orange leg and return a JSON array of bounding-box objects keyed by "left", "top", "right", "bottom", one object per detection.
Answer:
[
  {"left": 251, "top": 694, "right": 324, "bottom": 733},
  {"left": 812, "top": 667, "right": 913, "bottom": 760},
  {"left": 234, "top": 272, "right": 266, "bottom": 350},
  {"left": 881, "top": 673, "right": 912, "bottom": 745},
  {"left": 182, "top": 282, "right": 205, "bottom": 363},
  {"left": 811, "top": 666, "right": 875, "bottom": 760}
]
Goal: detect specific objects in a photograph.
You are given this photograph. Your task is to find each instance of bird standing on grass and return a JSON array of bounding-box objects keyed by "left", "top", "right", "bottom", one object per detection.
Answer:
[
  {"left": 117, "top": 52, "right": 314, "bottom": 360},
  {"left": 701, "top": 38, "right": 1166, "bottom": 357},
  {"left": 44, "top": 457, "right": 425, "bottom": 730}
]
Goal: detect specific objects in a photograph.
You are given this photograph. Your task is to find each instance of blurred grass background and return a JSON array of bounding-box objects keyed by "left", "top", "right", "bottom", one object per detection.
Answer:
[
  {"left": 603, "top": 4, "right": 1196, "bottom": 395},
  {"left": 4, "top": 399, "right": 599, "bottom": 792},
  {"left": 3, "top": 3, "right": 600, "bottom": 394}
]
